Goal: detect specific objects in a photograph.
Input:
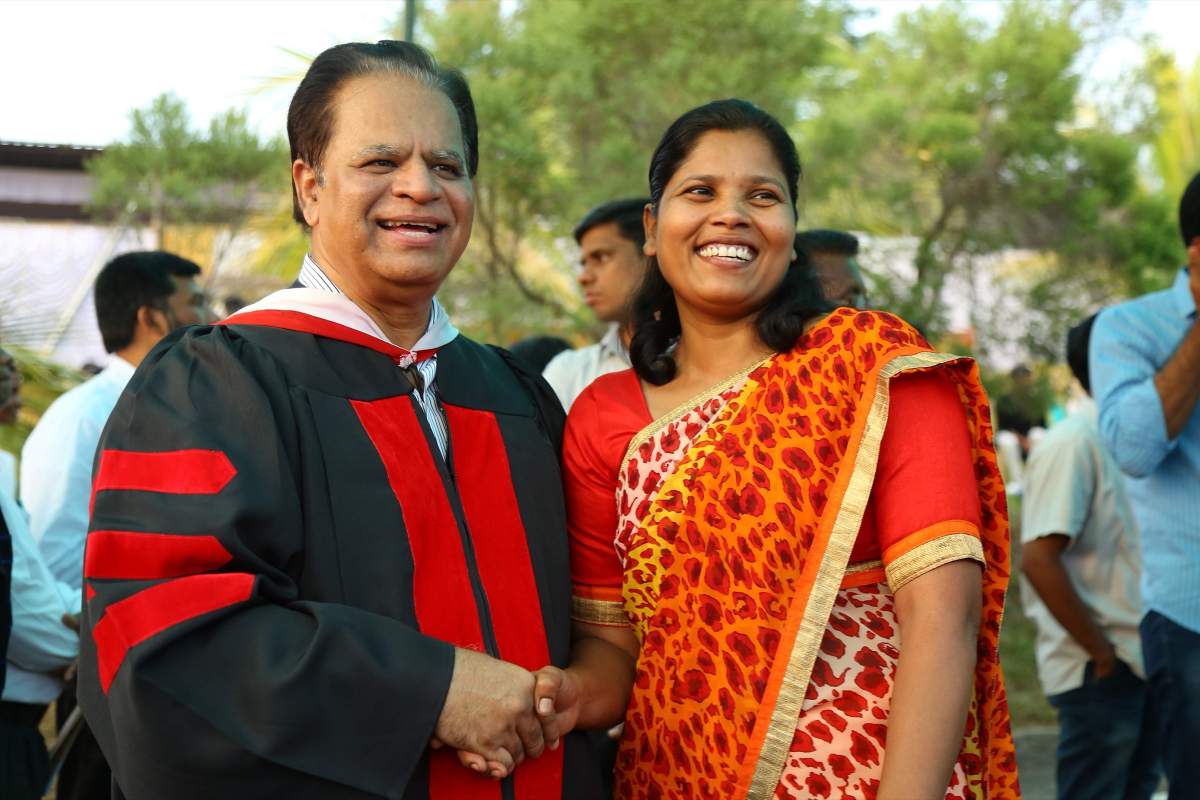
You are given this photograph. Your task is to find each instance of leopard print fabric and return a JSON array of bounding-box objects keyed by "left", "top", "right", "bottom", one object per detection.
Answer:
[{"left": 612, "top": 309, "right": 1018, "bottom": 799}]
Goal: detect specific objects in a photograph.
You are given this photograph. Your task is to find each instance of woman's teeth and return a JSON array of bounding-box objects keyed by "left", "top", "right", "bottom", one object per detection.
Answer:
[{"left": 698, "top": 243, "right": 755, "bottom": 261}]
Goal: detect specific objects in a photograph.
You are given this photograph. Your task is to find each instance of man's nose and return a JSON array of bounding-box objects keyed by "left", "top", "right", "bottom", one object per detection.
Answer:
[{"left": 391, "top": 161, "right": 441, "bottom": 202}]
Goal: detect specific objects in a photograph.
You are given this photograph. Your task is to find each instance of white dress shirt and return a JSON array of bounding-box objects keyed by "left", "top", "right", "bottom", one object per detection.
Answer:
[
  {"left": 542, "top": 324, "right": 631, "bottom": 412},
  {"left": 21, "top": 356, "right": 136, "bottom": 590},
  {"left": 2, "top": 487, "right": 79, "bottom": 704}
]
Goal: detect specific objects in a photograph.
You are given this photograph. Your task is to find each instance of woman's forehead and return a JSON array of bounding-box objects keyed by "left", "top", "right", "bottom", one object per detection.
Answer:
[{"left": 672, "top": 130, "right": 785, "bottom": 182}]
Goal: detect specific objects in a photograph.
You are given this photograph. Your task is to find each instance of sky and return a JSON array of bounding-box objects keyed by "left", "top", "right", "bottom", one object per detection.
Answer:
[{"left": 2, "top": 0, "right": 1198, "bottom": 148}]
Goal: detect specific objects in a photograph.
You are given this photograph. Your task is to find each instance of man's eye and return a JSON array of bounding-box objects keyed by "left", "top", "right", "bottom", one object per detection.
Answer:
[
  {"left": 368, "top": 159, "right": 394, "bottom": 168},
  {"left": 433, "top": 163, "right": 462, "bottom": 176}
]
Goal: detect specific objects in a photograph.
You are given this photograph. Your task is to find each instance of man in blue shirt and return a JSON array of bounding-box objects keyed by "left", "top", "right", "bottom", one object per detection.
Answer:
[
  {"left": 1091, "top": 171, "right": 1200, "bottom": 799},
  {"left": 0, "top": 346, "right": 79, "bottom": 799},
  {"left": 20, "top": 251, "right": 207, "bottom": 800}
]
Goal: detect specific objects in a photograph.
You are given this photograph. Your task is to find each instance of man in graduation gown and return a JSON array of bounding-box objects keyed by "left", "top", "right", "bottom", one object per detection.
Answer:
[{"left": 78, "top": 41, "right": 601, "bottom": 800}]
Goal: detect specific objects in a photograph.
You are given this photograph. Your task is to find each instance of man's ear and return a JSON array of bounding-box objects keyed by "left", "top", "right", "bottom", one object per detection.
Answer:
[
  {"left": 136, "top": 305, "right": 169, "bottom": 339},
  {"left": 642, "top": 204, "right": 657, "bottom": 257},
  {"left": 293, "top": 159, "right": 321, "bottom": 227}
]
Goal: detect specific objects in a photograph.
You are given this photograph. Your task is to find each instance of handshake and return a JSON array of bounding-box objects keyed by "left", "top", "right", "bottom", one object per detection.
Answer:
[{"left": 431, "top": 647, "right": 583, "bottom": 779}]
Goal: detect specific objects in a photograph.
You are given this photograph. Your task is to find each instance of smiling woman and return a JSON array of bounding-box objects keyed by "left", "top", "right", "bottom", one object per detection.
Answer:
[{"left": 538, "top": 99, "right": 1021, "bottom": 800}]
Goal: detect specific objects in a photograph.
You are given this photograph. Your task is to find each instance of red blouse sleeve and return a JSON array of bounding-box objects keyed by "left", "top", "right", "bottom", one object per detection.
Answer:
[
  {"left": 869, "top": 369, "right": 984, "bottom": 591},
  {"left": 563, "top": 377, "right": 641, "bottom": 625}
]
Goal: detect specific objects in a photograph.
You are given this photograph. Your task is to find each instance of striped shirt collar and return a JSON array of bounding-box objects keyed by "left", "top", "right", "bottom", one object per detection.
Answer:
[{"left": 296, "top": 253, "right": 458, "bottom": 353}]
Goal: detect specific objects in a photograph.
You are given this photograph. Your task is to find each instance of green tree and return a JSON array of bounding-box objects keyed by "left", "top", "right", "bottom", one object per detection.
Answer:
[
  {"left": 411, "top": 0, "right": 853, "bottom": 343},
  {"left": 87, "top": 93, "right": 287, "bottom": 277},
  {"left": 1151, "top": 51, "right": 1200, "bottom": 200},
  {"left": 801, "top": 0, "right": 1177, "bottom": 359}
]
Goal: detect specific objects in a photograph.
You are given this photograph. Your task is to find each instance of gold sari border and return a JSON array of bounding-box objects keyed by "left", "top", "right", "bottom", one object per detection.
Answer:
[
  {"left": 747, "top": 349, "right": 966, "bottom": 798},
  {"left": 571, "top": 596, "right": 632, "bottom": 627},
  {"left": 885, "top": 532, "right": 984, "bottom": 592},
  {"left": 844, "top": 558, "right": 883, "bottom": 575},
  {"left": 621, "top": 355, "right": 773, "bottom": 466}
]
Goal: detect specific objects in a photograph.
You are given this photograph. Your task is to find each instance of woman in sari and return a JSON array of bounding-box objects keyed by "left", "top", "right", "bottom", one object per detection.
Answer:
[{"left": 530, "top": 99, "right": 1019, "bottom": 799}]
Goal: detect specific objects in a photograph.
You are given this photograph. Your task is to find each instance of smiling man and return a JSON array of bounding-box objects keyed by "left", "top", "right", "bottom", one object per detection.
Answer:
[{"left": 78, "top": 41, "right": 599, "bottom": 800}]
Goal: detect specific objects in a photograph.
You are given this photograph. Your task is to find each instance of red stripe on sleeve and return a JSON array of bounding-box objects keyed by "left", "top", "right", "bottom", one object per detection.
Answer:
[
  {"left": 84, "top": 531, "right": 232, "bottom": 580},
  {"left": 84, "top": 584, "right": 96, "bottom": 602},
  {"left": 351, "top": 397, "right": 501, "bottom": 800},
  {"left": 444, "top": 405, "right": 563, "bottom": 800},
  {"left": 93, "top": 450, "right": 237, "bottom": 495},
  {"left": 93, "top": 572, "right": 255, "bottom": 692}
]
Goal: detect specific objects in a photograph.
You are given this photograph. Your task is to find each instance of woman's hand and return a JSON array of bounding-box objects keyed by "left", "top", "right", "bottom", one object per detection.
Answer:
[{"left": 533, "top": 665, "right": 583, "bottom": 750}]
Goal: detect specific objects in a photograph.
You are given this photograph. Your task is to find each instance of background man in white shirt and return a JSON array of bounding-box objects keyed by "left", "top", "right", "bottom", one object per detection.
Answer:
[
  {"left": 543, "top": 197, "right": 649, "bottom": 412},
  {"left": 19, "top": 250, "right": 207, "bottom": 800},
  {"left": 0, "top": 346, "right": 79, "bottom": 800},
  {"left": 1020, "top": 314, "right": 1160, "bottom": 800}
]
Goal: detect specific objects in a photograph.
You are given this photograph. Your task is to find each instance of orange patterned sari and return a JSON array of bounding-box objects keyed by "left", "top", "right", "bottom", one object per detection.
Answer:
[{"left": 566, "top": 310, "right": 1019, "bottom": 799}]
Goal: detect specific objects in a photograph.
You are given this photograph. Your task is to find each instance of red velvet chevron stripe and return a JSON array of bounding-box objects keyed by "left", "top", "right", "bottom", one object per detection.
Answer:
[
  {"left": 92, "top": 572, "right": 255, "bottom": 692},
  {"left": 84, "top": 531, "right": 232, "bottom": 580},
  {"left": 93, "top": 449, "right": 236, "bottom": 496}
]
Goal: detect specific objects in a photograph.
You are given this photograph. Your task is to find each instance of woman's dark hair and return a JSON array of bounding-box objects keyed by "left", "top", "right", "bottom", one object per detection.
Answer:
[
  {"left": 287, "top": 40, "right": 478, "bottom": 227},
  {"left": 630, "top": 99, "right": 827, "bottom": 385}
]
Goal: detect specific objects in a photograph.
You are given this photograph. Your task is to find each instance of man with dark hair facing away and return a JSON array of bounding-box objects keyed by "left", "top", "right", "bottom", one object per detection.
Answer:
[
  {"left": 1020, "top": 315, "right": 1160, "bottom": 800},
  {"left": 1091, "top": 171, "right": 1200, "bottom": 798},
  {"left": 77, "top": 41, "right": 601, "bottom": 800},
  {"left": 20, "top": 250, "right": 207, "bottom": 800},
  {"left": 795, "top": 228, "right": 867, "bottom": 309},
  {"left": 544, "top": 197, "right": 649, "bottom": 412}
]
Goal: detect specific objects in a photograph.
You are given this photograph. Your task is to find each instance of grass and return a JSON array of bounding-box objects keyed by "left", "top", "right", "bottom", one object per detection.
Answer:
[{"left": 999, "top": 495, "right": 1057, "bottom": 729}]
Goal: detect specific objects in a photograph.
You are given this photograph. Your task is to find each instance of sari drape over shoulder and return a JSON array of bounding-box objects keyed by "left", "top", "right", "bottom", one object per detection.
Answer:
[{"left": 564, "top": 309, "right": 1019, "bottom": 799}]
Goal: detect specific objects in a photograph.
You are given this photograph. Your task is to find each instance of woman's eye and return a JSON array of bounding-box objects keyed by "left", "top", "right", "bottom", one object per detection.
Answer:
[
  {"left": 752, "top": 190, "right": 781, "bottom": 202},
  {"left": 684, "top": 185, "right": 712, "bottom": 197}
]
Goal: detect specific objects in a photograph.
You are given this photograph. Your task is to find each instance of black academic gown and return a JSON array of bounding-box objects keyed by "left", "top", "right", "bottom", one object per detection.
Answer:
[{"left": 77, "top": 316, "right": 602, "bottom": 800}]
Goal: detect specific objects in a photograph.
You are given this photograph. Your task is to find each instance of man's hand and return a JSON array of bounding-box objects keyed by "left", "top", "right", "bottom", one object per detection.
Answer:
[
  {"left": 533, "top": 666, "right": 582, "bottom": 751},
  {"left": 433, "top": 648, "right": 545, "bottom": 779},
  {"left": 1090, "top": 641, "right": 1119, "bottom": 680}
]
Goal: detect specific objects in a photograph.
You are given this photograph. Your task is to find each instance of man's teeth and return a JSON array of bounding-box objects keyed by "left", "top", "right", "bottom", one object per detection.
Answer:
[
  {"left": 380, "top": 221, "right": 440, "bottom": 231},
  {"left": 698, "top": 244, "right": 754, "bottom": 261}
]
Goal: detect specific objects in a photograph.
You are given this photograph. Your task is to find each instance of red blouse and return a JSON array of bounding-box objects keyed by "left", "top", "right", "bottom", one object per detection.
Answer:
[{"left": 565, "top": 367, "right": 983, "bottom": 596}]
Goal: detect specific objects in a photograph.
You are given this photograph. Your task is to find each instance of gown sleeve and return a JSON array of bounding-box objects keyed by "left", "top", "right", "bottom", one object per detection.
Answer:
[
  {"left": 78, "top": 326, "right": 455, "bottom": 800},
  {"left": 871, "top": 369, "right": 985, "bottom": 593},
  {"left": 564, "top": 385, "right": 629, "bottom": 627}
]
